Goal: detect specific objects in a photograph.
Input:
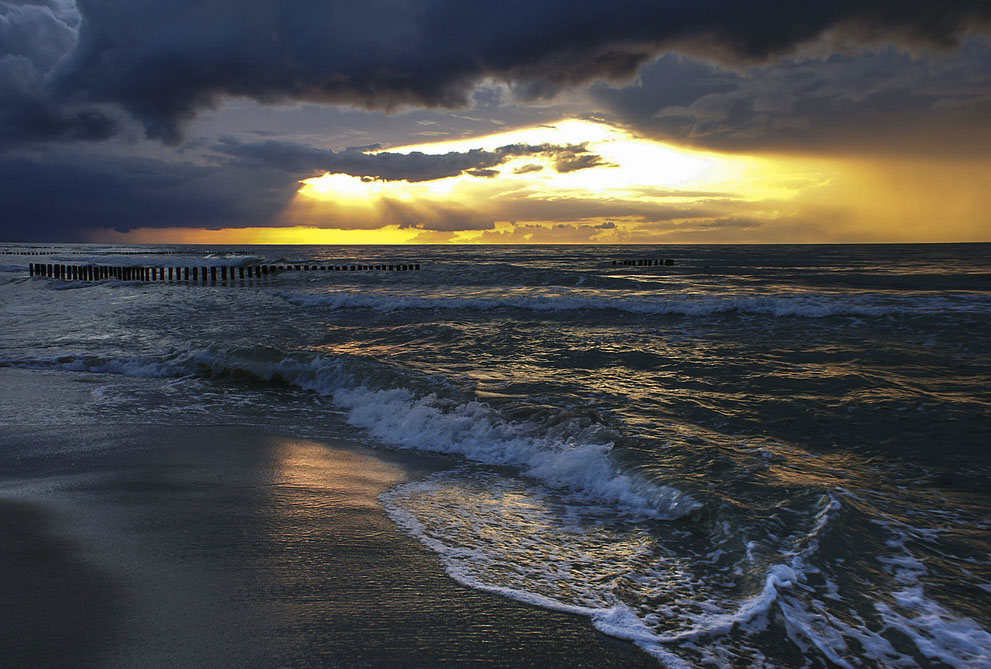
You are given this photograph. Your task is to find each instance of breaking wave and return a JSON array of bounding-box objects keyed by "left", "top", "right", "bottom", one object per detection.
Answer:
[{"left": 0, "top": 345, "right": 696, "bottom": 520}]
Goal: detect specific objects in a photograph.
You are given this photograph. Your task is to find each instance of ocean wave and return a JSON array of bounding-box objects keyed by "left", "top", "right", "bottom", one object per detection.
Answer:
[
  {"left": 0, "top": 346, "right": 695, "bottom": 519},
  {"left": 381, "top": 474, "right": 842, "bottom": 665},
  {"left": 384, "top": 477, "right": 991, "bottom": 667},
  {"left": 282, "top": 290, "right": 991, "bottom": 318}
]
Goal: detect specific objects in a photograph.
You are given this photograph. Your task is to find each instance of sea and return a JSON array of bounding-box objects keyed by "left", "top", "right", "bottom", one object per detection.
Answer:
[{"left": 1, "top": 243, "right": 989, "bottom": 667}]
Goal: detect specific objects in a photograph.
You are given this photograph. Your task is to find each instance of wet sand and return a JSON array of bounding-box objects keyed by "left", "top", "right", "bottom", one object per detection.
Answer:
[{"left": 0, "top": 370, "right": 654, "bottom": 667}]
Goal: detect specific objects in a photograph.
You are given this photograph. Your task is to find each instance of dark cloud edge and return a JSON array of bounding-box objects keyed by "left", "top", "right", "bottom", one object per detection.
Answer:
[{"left": 43, "top": 1, "right": 991, "bottom": 143}]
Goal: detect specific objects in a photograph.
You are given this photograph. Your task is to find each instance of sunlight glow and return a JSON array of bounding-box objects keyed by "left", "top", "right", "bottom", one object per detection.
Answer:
[
  {"left": 283, "top": 118, "right": 839, "bottom": 243},
  {"left": 99, "top": 117, "right": 971, "bottom": 245}
]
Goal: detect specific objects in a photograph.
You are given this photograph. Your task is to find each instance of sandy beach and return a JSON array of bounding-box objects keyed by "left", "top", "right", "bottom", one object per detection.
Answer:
[{"left": 0, "top": 369, "right": 652, "bottom": 667}]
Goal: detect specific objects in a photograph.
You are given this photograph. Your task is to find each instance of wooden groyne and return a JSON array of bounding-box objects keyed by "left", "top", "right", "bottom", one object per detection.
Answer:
[
  {"left": 613, "top": 259, "right": 675, "bottom": 266},
  {"left": 29, "top": 262, "right": 421, "bottom": 282},
  {"left": 5, "top": 249, "right": 248, "bottom": 256}
]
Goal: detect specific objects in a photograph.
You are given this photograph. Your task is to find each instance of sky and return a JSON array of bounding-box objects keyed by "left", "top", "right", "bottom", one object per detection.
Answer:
[{"left": 1, "top": 1, "right": 989, "bottom": 244}]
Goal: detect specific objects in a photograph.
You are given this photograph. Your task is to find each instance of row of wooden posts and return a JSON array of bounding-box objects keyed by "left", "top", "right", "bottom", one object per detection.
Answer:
[
  {"left": 29, "top": 263, "right": 421, "bottom": 282},
  {"left": 6, "top": 250, "right": 245, "bottom": 256},
  {"left": 613, "top": 259, "right": 675, "bottom": 266}
]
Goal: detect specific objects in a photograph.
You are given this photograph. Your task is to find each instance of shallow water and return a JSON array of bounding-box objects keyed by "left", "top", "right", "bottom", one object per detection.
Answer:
[{"left": 2, "top": 243, "right": 989, "bottom": 666}]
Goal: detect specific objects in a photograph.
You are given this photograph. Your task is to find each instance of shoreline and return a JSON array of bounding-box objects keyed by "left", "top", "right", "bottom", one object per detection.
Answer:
[{"left": 0, "top": 369, "right": 654, "bottom": 667}]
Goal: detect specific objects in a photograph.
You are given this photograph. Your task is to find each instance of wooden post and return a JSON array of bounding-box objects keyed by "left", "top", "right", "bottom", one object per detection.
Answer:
[
  {"left": 210, "top": 267, "right": 217, "bottom": 281},
  {"left": 238, "top": 266, "right": 244, "bottom": 279}
]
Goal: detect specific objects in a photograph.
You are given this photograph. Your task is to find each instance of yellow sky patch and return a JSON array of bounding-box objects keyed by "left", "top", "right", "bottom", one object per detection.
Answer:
[{"left": 92, "top": 119, "right": 990, "bottom": 244}]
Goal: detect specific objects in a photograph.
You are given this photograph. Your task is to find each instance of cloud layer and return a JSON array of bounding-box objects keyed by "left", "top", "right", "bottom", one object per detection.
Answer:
[
  {"left": 5, "top": 0, "right": 983, "bottom": 143},
  {"left": 213, "top": 139, "right": 608, "bottom": 182},
  {"left": 592, "top": 43, "right": 991, "bottom": 155}
]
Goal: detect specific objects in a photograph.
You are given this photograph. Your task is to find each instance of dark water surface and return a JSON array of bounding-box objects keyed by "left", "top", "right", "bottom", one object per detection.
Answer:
[{"left": 1, "top": 243, "right": 989, "bottom": 666}]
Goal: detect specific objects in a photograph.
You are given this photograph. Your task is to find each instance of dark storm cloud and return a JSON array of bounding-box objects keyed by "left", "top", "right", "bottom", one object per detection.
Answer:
[
  {"left": 213, "top": 138, "right": 607, "bottom": 182},
  {"left": 0, "top": 0, "right": 117, "bottom": 147},
  {"left": 0, "top": 153, "right": 297, "bottom": 240},
  {"left": 47, "top": 0, "right": 990, "bottom": 142},
  {"left": 592, "top": 42, "right": 991, "bottom": 155},
  {"left": 0, "top": 1, "right": 76, "bottom": 70}
]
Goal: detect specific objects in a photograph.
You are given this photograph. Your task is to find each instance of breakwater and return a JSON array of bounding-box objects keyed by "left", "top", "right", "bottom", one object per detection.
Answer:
[
  {"left": 613, "top": 258, "right": 674, "bottom": 266},
  {"left": 29, "top": 262, "right": 421, "bottom": 282}
]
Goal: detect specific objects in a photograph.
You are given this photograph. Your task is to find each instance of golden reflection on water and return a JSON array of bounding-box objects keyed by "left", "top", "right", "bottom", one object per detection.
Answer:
[{"left": 267, "top": 437, "right": 406, "bottom": 515}]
